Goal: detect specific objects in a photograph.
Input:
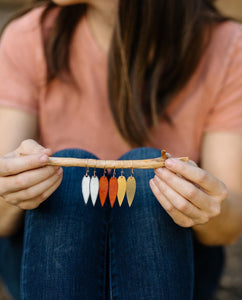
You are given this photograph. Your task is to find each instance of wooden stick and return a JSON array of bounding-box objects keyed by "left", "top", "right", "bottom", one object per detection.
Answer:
[{"left": 46, "top": 150, "right": 189, "bottom": 169}]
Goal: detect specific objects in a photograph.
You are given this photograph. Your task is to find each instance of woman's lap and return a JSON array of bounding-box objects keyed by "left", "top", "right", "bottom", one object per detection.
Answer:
[{"left": 0, "top": 148, "right": 224, "bottom": 300}]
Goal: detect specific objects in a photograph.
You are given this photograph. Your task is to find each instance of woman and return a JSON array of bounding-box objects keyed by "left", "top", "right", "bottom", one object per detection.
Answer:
[{"left": 0, "top": 0, "right": 241, "bottom": 299}]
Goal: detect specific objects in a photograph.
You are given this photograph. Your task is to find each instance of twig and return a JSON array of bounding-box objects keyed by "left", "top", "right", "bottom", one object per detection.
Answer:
[{"left": 47, "top": 150, "right": 189, "bottom": 169}]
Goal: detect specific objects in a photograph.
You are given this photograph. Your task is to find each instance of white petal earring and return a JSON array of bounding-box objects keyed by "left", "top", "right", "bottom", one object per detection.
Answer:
[
  {"left": 90, "top": 161, "right": 99, "bottom": 206},
  {"left": 82, "top": 159, "right": 90, "bottom": 205}
]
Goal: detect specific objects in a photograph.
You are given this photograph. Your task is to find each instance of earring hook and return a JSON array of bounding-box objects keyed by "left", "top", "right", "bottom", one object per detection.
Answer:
[
  {"left": 131, "top": 160, "right": 134, "bottom": 176},
  {"left": 113, "top": 161, "right": 116, "bottom": 177},
  {"left": 85, "top": 159, "right": 89, "bottom": 176}
]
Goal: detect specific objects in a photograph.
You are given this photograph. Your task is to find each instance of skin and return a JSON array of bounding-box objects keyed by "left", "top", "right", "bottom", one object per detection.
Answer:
[
  {"left": 53, "top": 0, "right": 118, "bottom": 53},
  {"left": 0, "top": 0, "right": 241, "bottom": 245}
]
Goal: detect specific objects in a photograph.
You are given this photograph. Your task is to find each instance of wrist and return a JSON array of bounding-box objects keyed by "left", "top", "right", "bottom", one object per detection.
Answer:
[{"left": 0, "top": 200, "right": 25, "bottom": 237}]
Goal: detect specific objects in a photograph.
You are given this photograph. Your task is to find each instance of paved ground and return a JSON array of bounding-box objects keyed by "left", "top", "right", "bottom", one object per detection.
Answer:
[{"left": 0, "top": 3, "right": 241, "bottom": 300}]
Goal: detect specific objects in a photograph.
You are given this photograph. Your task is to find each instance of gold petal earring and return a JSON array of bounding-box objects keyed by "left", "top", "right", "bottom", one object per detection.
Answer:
[{"left": 117, "top": 169, "right": 127, "bottom": 207}]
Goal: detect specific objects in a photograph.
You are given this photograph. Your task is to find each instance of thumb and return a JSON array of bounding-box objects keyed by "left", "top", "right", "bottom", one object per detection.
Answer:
[{"left": 16, "top": 139, "right": 53, "bottom": 156}]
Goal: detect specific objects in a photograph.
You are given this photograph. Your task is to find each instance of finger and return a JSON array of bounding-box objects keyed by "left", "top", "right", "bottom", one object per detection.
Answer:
[
  {"left": 188, "top": 160, "right": 197, "bottom": 167},
  {"left": 152, "top": 175, "right": 209, "bottom": 224},
  {"left": 17, "top": 176, "right": 63, "bottom": 210},
  {"left": 0, "top": 154, "right": 50, "bottom": 177},
  {"left": 165, "top": 152, "right": 172, "bottom": 158},
  {"left": 149, "top": 179, "right": 195, "bottom": 227},
  {"left": 155, "top": 167, "right": 212, "bottom": 211},
  {"left": 1, "top": 166, "right": 62, "bottom": 194},
  {"left": 165, "top": 158, "right": 223, "bottom": 193},
  {"left": 4, "top": 168, "right": 63, "bottom": 205},
  {"left": 16, "top": 139, "right": 53, "bottom": 156}
]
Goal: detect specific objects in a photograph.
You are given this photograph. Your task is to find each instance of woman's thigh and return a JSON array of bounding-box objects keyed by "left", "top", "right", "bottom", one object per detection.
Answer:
[
  {"left": 0, "top": 233, "right": 23, "bottom": 300},
  {"left": 109, "top": 147, "right": 194, "bottom": 300},
  {"left": 21, "top": 149, "right": 110, "bottom": 300}
]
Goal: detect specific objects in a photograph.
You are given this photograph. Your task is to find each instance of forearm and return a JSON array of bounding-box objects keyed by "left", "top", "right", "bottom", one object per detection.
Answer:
[
  {"left": 193, "top": 190, "right": 242, "bottom": 246},
  {"left": 0, "top": 199, "right": 25, "bottom": 237}
]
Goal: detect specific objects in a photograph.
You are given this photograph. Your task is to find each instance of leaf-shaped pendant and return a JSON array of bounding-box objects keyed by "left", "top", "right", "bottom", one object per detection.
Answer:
[
  {"left": 99, "top": 176, "right": 109, "bottom": 207},
  {"left": 109, "top": 177, "right": 118, "bottom": 208},
  {"left": 90, "top": 176, "right": 99, "bottom": 206},
  {"left": 117, "top": 176, "right": 127, "bottom": 206},
  {"left": 82, "top": 175, "right": 90, "bottom": 205},
  {"left": 126, "top": 176, "right": 136, "bottom": 207}
]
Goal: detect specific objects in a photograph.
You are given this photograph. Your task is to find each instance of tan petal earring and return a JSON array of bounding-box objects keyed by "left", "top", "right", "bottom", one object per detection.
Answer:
[{"left": 126, "top": 164, "right": 136, "bottom": 207}]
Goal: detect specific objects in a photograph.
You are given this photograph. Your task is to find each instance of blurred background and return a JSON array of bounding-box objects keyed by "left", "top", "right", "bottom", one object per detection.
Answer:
[{"left": 0, "top": 0, "right": 241, "bottom": 299}]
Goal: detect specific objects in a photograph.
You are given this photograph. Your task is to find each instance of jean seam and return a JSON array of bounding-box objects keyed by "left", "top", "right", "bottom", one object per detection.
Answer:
[
  {"left": 102, "top": 218, "right": 109, "bottom": 300},
  {"left": 20, "top": 211, "right": 33, "bottom": 299}
]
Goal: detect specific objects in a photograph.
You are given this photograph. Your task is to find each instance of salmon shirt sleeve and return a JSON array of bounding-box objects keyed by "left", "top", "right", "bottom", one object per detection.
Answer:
[
  {"left": 204, "top": 29, "right": 242, "bottom": 132},
  {"left": 0, "top": 10, "right": 44, "bottom": 114}
]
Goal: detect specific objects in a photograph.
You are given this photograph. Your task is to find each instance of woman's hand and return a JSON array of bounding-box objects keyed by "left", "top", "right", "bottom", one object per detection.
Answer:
[
  {"left": 0, "top": 139, "right": 63, "bottom": 210},
  {"left": 149, "top": 158, "right": 228, "bottom": 228}
]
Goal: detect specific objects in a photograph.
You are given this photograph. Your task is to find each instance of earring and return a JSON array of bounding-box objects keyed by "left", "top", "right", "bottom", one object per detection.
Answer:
[
  {"left": 90, "top": 161, "right": 99, "bottom": 206},
  {"left": 109, "top": 164, "right": 118, "bottom": 208},
  {"left": 82, "top": 159, "right": 90, "bottom": 205},
  {"left": 99, "top": 162, "right": 108, "bottom": 207},
  {"left": 126, "top": 165, "right": 136, "bottom": 207},
  {"left": 117, "top": 169, "right": 126, "bottom": 206}
]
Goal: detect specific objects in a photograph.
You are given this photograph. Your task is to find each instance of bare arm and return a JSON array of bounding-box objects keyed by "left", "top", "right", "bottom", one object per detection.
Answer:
[
  {"left": 0, "top": 107, "right": 63, "bottom": 237},
  {"left": 150, "top": 131, "right": 242, "bottom": 246},
  {"left": 0, "top": 107, "right": 37, "bottom": 236},
  {"left": 193, "top": 131, "right": 242, "bottom": 245}
]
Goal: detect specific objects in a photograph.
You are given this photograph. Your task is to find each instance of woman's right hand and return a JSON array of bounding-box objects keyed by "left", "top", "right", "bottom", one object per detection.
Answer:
[{"left": 0, "top": 139, "right": 63, "bottom": 210}]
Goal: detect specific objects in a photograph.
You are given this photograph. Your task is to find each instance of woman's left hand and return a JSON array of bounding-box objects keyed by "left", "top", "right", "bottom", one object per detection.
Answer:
[{"left": 149, "top": 158, "right": 228, "bottom": 228}]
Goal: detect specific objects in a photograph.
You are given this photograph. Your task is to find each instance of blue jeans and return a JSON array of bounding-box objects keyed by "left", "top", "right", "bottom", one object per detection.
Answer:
[{"left": 0, "top": 148, "right": 224, "bottom": 299}]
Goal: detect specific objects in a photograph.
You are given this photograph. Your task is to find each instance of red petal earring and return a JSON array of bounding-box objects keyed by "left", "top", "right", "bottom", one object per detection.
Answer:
[{"left": 109, "top": 163, "right": 118, "bottom": 208}]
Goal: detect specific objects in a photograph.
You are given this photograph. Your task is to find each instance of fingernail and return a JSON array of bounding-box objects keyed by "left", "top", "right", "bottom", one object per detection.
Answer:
[
  {"left": 153, "top": 175, "right": 160, "bottom": 183},
  {"left": 44, "top": 148, "right": 52, "bottom": 154},
  {"left": 165, "top": 158, "right": 175, "bottom": 168},
  {"left": 155, "top": 168, "right": 163, "bottom": 175},
  {"left": 58, "top": 168, "right": 63, "bottom": 175},
  {"left": 149, "top": 179, "right": 155, "bottom": 186},
  {"left": 39, "top": 155, "right": 49, "bottom": 162}
]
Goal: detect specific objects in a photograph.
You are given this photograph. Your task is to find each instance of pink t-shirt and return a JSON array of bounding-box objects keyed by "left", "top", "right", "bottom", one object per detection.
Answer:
[{"left": 0, "top": 8, "right": 241, "bottom": 162}]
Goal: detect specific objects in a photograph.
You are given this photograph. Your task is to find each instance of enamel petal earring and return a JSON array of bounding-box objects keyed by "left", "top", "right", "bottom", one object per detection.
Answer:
[
  {"left": 82, "top": 160, "right": 90, "bottom": 205},
  {"left": 109, "top": 164, "right": 118, "bottom": 208},
  {"left": 99, "top": 163, "right": 108, "bottom": 207},
  {"left": 117, "top": 169, "right": 126, "bottom": 207},
  {"left": 90, "top": 163, "right": 99, "bottom": 206},
  {"left": 126, "top": 164, "right": 136, "bottom": 207}
]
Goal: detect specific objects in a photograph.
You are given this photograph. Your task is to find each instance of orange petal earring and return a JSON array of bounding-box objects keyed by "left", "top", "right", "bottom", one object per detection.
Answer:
[
  {"left": 109, "top": 165, "right": 118, "bottom": 208},
  {"left": 99, "top": 163, "right": 108, "bottom": 207}
]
